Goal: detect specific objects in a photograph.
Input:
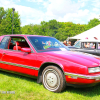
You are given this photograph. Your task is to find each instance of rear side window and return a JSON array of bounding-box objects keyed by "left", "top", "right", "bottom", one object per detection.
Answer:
[
  {"left": 82, "top": 42, "right": 96, "bottom": 49},
  {"left": 0, "top": 36, "right": 10, "bottom": 49},
  {"left": 98, "top": 43, "right": 100, "bottom": 50}
]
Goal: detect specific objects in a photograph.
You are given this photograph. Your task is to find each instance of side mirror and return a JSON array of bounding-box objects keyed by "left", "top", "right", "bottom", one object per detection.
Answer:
[{"left": 21, "top": 48, "right": 31, "bottom": 53}]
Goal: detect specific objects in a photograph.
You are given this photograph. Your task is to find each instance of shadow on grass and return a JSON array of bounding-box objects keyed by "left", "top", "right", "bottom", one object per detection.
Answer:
[{"left": 64, "top": 84, "right": 100, "bottom": 97}]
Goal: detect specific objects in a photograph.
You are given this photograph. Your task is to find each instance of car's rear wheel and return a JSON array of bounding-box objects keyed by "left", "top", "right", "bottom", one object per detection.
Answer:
[{"left": 42, "top": 66, "right": 66, "bottom": 92}]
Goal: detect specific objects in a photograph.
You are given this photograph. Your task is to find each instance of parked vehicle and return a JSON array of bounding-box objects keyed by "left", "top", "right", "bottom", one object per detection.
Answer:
[
  {"left": 0, "top": 35, "right": 100, "bottom": 92},
  {"left": 68, "top": 39, "right": 100, "bottom": 56}
]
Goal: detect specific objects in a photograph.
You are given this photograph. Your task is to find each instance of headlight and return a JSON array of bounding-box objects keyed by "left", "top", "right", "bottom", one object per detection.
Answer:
[{"left": 88, "top": 67, "right": 100, "bottom": 73}]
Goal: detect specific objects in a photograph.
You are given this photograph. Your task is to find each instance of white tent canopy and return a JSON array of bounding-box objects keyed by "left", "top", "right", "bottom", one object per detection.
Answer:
[{"left": 67, "top": 24, "right": 100, "bottom": 40}]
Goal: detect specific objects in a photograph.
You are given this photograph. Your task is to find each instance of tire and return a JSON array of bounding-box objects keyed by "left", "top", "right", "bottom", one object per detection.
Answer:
[{"left": 42, "top": 66, "right": 66, "bottom": 93}]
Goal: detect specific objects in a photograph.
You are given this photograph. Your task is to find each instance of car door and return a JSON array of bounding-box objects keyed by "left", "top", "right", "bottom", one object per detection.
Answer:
[
  {"left": 80, "top": 49, "right": 97, "bottom": 55},
  {"left": 0, "top": 37, "right": 39, "bottom": 77},
  {"left": 79, "top": 42, "right": 98, "bottom": 55},
  {"left": 0, "top": 36, "right": 11, "bottom": 67},
  {"left": 1, "top": 49, "right": 38, "bottom": 76}
]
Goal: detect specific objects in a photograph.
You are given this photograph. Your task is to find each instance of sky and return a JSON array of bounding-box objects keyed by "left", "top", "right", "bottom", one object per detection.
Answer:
[{"left": 0, "top": 0, "right": 100, "bottom": 26}]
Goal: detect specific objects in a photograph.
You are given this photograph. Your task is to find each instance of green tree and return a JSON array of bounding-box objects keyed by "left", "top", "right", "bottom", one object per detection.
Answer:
[
  {"left": 40, "top": 21, "right": 49, "bottom": 36},
  {"left": 55, "top": 28, "right": 66, "bottom": 41},
  {"left": 21, "top": 24, "right": 43, "bottom": 35},
  {"left": 87, "top": 18, "right": 100, "bottom": 29},
  {"left": 48, "top": 19, "right": 59, "bottom": 37},
  {"left": 21, "top": 18, "right": 100, "bottom": 42},
  {"left": 21, "top": 24, "right": 35, "bottom": 35},
  {"left": 0, "top": 7, "right": 6, "bottom": 24},
  {"left": 0, "top": 7, "right": 21, "bottom": 35},
  {"left": 40, "top": 20, "right": 60, "bottom": 37}
]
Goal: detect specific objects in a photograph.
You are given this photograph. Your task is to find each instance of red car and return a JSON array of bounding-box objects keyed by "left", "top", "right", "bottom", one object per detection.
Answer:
[{"left": 0, "top": 35, "right": 100, "bottom": 92}]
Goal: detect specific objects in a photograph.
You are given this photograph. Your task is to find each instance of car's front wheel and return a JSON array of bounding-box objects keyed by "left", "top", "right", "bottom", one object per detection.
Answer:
[{"left": 42, "top": 66, "right": 66, "bottom": 92}]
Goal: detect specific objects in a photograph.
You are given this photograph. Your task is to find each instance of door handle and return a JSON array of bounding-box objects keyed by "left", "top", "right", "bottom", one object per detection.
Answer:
[{"left": 3, "top": 53, "right": 6, "bottom": 55}]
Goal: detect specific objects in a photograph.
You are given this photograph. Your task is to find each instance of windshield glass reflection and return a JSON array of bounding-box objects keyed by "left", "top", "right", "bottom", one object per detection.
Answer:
[{"left": 28, "top": 36, "right": 70, "bottom": 52}]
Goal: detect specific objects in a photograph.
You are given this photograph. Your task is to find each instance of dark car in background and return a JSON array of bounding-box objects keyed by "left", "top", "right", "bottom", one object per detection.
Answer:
[{"left": 69, "top": 39, "right": 100, "bottom": 56}]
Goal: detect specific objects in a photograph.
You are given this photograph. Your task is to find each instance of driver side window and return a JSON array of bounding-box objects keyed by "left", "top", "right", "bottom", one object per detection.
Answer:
[
  {"left": 0, "top": 36, "right": 10, "bottom": 49},
  {"left": 8, "top": 37, "right": 30, "bottom": 51}
]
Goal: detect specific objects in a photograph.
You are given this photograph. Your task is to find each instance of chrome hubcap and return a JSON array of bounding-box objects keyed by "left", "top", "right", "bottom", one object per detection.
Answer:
[
  {"left": 46, "top": 72, "right": 57, "bottom": 87},
  {"left": 43, "top": 68, "right": 60, "bottom": 91}
]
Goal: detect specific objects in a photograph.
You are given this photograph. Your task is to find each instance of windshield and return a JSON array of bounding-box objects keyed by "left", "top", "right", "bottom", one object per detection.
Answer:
[
  {"left": 28, "top": 36, "right": 70, "bottom": 52},
  {"left": 74, "top": 40, "right": 81, "bottom": 48}
]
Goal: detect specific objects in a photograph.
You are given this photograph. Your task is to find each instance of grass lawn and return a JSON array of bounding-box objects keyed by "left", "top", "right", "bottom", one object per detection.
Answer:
[{"left": 0, "top": 70, "right": 100, "bottom": 100}]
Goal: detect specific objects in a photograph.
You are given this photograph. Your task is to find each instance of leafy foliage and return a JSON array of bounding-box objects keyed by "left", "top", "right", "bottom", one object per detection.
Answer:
[
  {"left": 1, "top": 7, "right": 100, "bottom": 41},
  {"left": 21, "top": 19, "right": 100, "bottom": 41},
  {"left": 0, "top": 7, "right": 6, "bottom": 24},
  {"left": 0, "top": 7, "right": 21, "bottom": 35}
]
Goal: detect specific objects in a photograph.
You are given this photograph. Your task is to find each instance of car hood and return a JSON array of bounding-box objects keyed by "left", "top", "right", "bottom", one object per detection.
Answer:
[{"left": 41, "top": 51, "right": 100, "bottom": 67}]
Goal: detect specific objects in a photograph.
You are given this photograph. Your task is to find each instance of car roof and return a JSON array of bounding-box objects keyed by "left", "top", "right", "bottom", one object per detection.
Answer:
[
  {"left": 0, "top": 34, "right": 51, "bottom": 39},
  {"left": 1, "top": 34, "right": 50, "bottom": 37},
  {"left": 80, "top": 40, "right": 100, "bottom": 42},
  {"left": 0, "top": 34, "right": 51, "bottom": 42}
]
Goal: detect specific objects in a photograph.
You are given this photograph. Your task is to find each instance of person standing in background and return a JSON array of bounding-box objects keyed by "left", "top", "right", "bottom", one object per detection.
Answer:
[{"left": 63, "top": 40, "right": 67, "bottom": 46}]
